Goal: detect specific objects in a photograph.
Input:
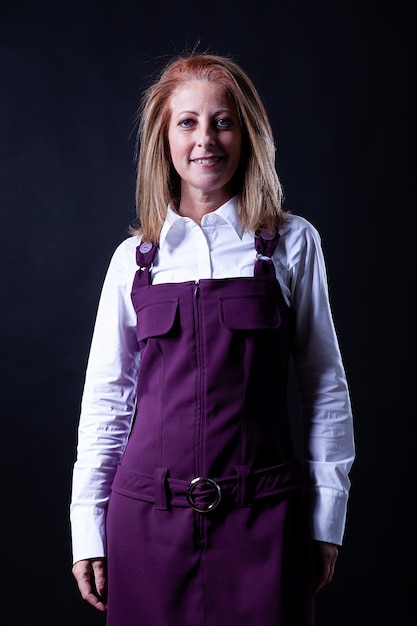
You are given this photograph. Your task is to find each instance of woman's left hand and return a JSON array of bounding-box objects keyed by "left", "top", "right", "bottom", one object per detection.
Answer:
[{"left": 313, "top": 541, "right": 339, "bottom": 593}]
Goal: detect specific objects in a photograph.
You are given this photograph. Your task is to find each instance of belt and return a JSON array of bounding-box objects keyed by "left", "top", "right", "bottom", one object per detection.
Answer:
[{"left": 111, "top": 461, "right": 308, "bottom": 513}]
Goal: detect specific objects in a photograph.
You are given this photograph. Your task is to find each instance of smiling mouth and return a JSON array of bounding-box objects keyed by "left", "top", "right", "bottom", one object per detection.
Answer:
[{"left": 192, "top": 157, "right": 222, "bottom": 165}]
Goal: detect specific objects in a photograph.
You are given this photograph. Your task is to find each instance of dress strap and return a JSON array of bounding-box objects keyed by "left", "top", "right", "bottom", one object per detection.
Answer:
[
  {"left": 135, "top": 241, "right": 159, "bottom": 285},
  {"left": 254, "top": 229, "right": 280, "bottom": 279}
]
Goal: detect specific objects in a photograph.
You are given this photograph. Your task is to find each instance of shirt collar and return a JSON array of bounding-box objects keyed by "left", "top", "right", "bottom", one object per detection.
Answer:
[{"left": 159, "top": 195, "right": 244, "bottom": 250}]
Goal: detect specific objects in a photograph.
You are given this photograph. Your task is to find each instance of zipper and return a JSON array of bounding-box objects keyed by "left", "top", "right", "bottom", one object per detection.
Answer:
[
  {"left": 193, "top": 279, "right": 207, "bottom": 547},
  {"left": 193, "top": 280, "right": 203, "bottom": 478}
]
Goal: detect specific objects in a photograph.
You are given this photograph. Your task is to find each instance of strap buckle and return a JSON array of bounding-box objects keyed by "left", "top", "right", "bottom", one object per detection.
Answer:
[{"left": 186, "top": 477, "right": 222, "bottom": 513}]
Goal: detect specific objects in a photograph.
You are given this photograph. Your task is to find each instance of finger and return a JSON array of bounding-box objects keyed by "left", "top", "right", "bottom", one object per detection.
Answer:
[
  {"left": 315, "top": 571, "right": 325, "bottom": 593},
  {"left": 315, "top": 564, "right": 333, "bottom": 593},
  {"left": 91, "top": 559, "right": 107, "bottom": 600},
  {"left": 314, "top": 544, "right": 338, "bottom": 593},
  {"left": 72, "top": 561, "right": 107, "bottom": 612},
  {"left": 82, "top": 588, "right": 107, "bottom": 612},
  {"left": 315, "top": 570, "right": 331, "bottom": 593}
]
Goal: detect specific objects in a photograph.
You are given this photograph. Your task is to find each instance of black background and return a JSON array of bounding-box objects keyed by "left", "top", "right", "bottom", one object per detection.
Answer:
[{"left": 1, "top": 1, "right": 414, "bottom": 624}]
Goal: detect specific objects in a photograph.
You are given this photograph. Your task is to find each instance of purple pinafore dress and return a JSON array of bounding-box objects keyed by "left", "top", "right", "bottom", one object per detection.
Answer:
[{"left": 106, "top": 230, "right": 315, "bottom": 626}]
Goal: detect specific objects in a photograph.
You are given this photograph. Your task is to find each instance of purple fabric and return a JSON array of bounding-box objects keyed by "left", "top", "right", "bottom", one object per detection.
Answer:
[
  {"left": 254, "top": 229, "right": 280, "bottom": 279},
  {"left": 105, "top": 237, "right": 315, "bottom": 625}
]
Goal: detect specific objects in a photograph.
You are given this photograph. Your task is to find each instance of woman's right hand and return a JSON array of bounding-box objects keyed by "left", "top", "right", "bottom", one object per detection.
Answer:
[{"left": 72, "top": 558, "right": 107, "bottom": 612}]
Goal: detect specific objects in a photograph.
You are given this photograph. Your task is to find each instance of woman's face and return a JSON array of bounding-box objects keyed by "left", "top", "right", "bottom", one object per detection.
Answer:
[{"left": 167, "top": 80, "right": 242, "bottom": 205}]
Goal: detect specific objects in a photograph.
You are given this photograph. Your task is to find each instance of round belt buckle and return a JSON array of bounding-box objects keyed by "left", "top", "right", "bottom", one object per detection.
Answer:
[{"left": 186, "top": 477, "right": 222, "bottom": 513}]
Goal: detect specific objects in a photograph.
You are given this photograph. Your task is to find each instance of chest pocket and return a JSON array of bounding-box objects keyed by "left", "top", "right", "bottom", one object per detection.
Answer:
[
  {"left": 218, "top": 294, "right": 281, "bottom": 330},
  {"left": 135, "top": 299, "right": 179, "bottom": 342}
]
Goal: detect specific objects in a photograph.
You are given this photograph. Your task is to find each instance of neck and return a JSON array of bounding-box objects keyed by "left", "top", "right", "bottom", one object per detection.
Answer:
[{"left": 177, "top": 188, "right": 233, "bottom": 225}]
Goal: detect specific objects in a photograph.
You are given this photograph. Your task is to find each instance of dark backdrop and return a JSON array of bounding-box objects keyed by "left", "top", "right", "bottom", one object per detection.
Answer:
[{"left": 1, "top": 1, "right": 414, "bottom": 624}]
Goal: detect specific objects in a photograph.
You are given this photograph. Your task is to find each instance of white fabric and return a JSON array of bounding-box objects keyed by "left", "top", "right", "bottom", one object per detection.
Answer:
[{"left": 70, "top": 196, "right": 355, "bottom": 563}]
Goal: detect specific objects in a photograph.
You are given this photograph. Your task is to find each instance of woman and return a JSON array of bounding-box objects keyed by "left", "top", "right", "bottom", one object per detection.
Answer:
[{"left": 70, "top": 52, "right": 355, "bottom": 625}]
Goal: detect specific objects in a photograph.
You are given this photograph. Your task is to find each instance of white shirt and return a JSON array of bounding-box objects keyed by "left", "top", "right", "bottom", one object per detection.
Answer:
[{"left": 70, "top": 196, "right": 355, "bottom": 563}]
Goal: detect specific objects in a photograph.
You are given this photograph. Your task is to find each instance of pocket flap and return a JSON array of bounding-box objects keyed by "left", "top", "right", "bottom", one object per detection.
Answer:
[
  {"left": 219, "top": 295, "right": 281, "bottom": 330},
  {"left": 136, "top": 299, "right": 178, "bottom": 341}
]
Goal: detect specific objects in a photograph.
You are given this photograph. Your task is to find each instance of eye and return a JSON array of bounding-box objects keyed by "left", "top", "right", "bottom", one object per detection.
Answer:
[
  {"left": 179, "top": 118, "right": 194, "bottom": 128},
  {"left": 216, "top": 118, "right": 233, "bottom": 128}
]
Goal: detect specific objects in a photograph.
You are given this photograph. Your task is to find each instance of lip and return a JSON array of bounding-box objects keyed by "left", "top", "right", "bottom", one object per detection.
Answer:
[{"left": 191, "top": 156, "right": 223, "bottom": 165}]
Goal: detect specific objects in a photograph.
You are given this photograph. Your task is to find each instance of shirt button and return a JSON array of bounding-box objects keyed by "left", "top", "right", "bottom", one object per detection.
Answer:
[{"left": 139, "top": 241, "right": 153, "bottom": 253}]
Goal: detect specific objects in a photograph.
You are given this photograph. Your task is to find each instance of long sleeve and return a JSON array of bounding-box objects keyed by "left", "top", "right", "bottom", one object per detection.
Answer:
[
  {"left": 70, "top": 199, "right": 355, "bottom": 560},
  {"left": 280, "top": 216, "right": 355, "bottom": 545},
  {"left": 70, "top": 236, "right": 140, "bottom": 563}
]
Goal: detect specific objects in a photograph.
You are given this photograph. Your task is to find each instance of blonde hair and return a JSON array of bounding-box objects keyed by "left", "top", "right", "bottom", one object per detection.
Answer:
[{"left": 133, "top": 52, "right": 285, "bottom": 242}]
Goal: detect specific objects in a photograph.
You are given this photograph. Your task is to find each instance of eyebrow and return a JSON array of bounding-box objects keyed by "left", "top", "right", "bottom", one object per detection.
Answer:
[{"left": 174, "top": 109, "right": 234, "bottom": 118}]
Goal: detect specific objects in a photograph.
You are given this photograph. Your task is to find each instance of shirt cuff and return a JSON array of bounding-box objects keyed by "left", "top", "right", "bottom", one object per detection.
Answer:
[
  {"left": 70, "top": 505, "right": 107, "bottom": 564},
  {"left": 308, "top": 487, "right": 349, "bottom": 546}
]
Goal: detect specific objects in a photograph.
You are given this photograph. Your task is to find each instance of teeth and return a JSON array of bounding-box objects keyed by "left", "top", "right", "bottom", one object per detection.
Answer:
[{"left": 194, "top": 157, "right": 219, "bottom": 164}]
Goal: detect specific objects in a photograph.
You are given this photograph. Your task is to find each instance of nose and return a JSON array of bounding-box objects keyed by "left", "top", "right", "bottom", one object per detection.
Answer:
[{"left": 197, "top": 122, "right": 215, "bottom": 148}]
